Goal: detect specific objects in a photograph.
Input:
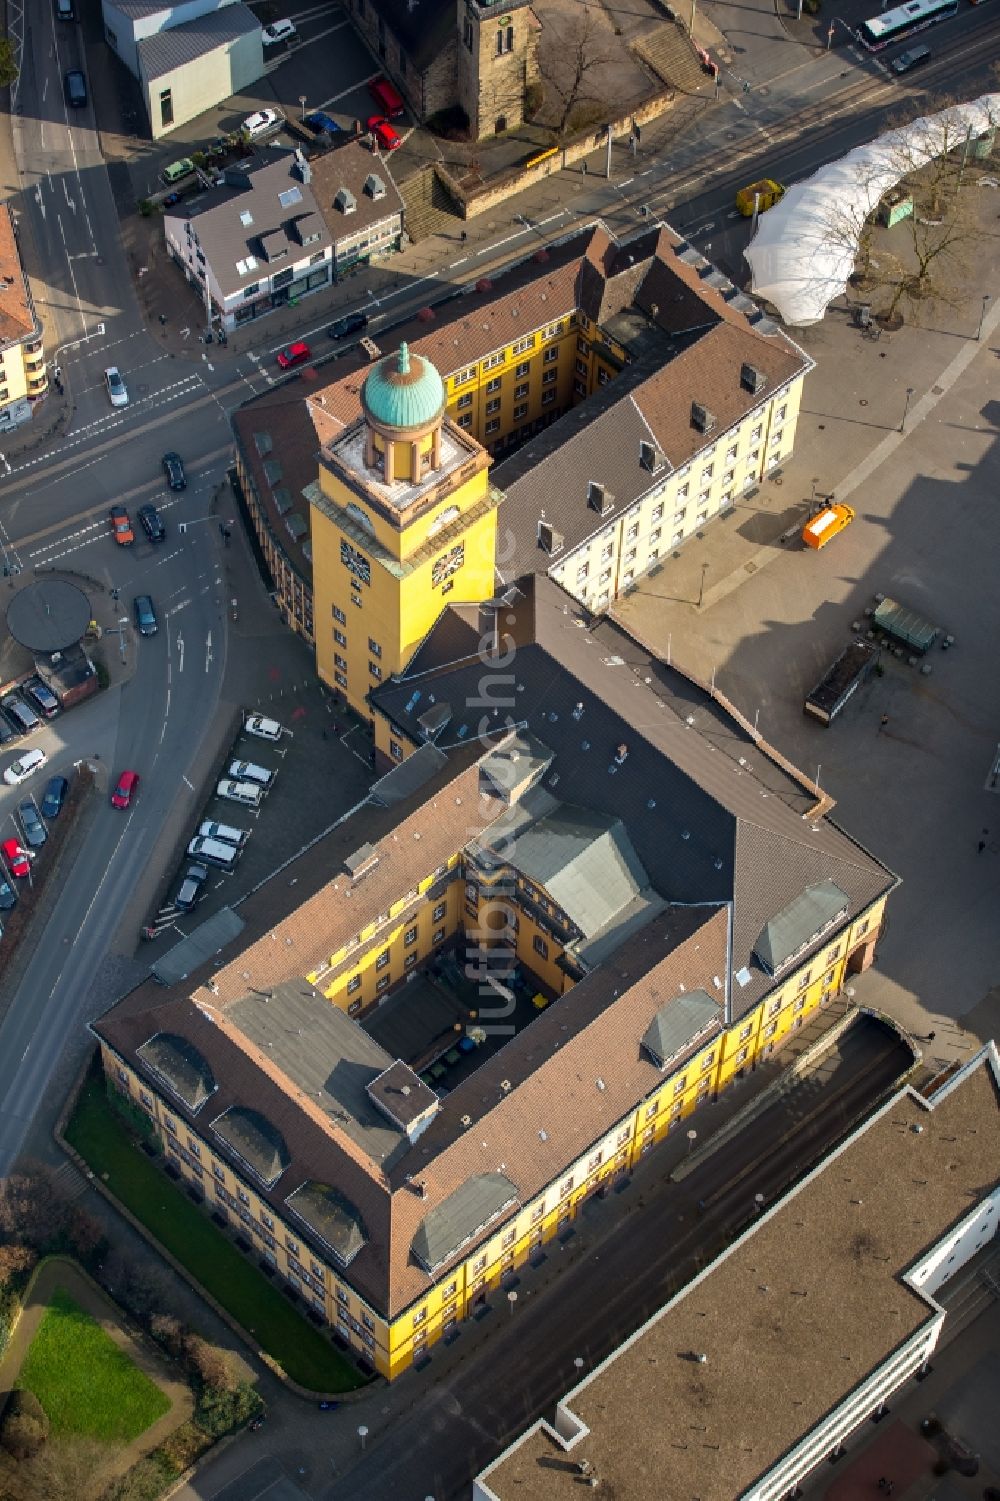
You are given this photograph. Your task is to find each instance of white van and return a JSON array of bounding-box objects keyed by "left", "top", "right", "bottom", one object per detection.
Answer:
[
  {"left": 227, "top": 760, "right": 275, "bottom": 791},
  {"left": 216, "top": 778, "right": 262, "bottom": 809},
  {"left": 198, "top": 820, "right": 248, "bottom": 847},
  {"left": 262, "top": 18, "right": 297, "bottom": 46},
  {"left": 187, "top": 836, "right": 240, "bottom": 871}
]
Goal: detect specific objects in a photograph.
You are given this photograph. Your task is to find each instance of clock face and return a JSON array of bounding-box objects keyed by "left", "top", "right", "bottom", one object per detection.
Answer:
[
  {"left": 341, "top": 539, "right": 371, "bottom": 585},
  {"left": 432, "top": 542, "right": 464, "bottom": 587}
]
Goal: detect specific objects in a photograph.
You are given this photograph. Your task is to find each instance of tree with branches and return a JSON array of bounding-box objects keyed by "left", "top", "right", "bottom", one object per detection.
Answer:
[{"left": 537, "top": 4, "right": 618, "bottom": 138}]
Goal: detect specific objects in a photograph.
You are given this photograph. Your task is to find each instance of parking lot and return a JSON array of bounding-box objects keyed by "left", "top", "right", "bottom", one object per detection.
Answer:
[
  {"left": 121, "top": 3, "right": 426, "bottom": 205},
  {"left": 143, "top": 693, "right": 375, "bottom": 949}
]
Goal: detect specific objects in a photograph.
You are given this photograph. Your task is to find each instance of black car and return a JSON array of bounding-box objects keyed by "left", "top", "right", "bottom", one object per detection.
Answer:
[
  {"left": 162, "top": 452, "right": 186, "bottom": 491},
  {"left": 138, "top": 503, "right": 166, "bottom": 542},
  {"left": 0, "top": 712, "right": 17, "bottom": 746},
  {"left": 175, "top": 862, "right": 208, "bottom": 912},
  {"left": 134, "top": 594, "right": 158, "bottom": 636},
  {"left": 0, "top": 875, "right": 16, "bottom": 912},
  {"left": 891, "top": 44, "right": 930, "bottom": 74},
  {"left": 18, "top": 800, "right": 47, "bottom": 849},
  {"left": 1, "top": 694, "right": 40, "bottom": 734},
  {"left": 24, "top": 677, "right": 59, "bottom": 719},
  {"left": 328, "top": 311, "right": 368, "bottom": 341},
  {"left": 41, "top": 775, "right": 68, "bottom": 819}
]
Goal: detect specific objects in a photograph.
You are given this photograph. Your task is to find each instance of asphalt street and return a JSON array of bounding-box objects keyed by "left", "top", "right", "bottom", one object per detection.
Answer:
[{"left": 0, "top": 1, "right": 994, "bottom": 1493}]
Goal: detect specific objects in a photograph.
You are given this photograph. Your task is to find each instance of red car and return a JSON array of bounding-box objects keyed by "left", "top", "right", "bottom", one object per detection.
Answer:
[
  {"left": 276, "top": 341, "right": 312, "bottom": 370},
  {"left": 367, "top": 116, "right": 401, "bottom": 152},
  {"left": 109, "top": 504, "right": 135, "bottom": 546},
  {"left": 1, "top": 837, "right": 30, "bottom": 878},
  {"left": 111, "top": 769, "right": 140, "bottom": 809}
]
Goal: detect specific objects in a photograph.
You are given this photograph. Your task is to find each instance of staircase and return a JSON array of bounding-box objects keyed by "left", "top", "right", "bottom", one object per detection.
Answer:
[
  {"left": 399, "top": 165, "right": 462, "bottom": 244},
  {"left": 633, "top": 20, "right": 711, "bottom": 95}
]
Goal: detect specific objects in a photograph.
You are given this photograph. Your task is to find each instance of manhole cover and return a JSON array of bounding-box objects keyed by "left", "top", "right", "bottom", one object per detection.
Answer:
[
  {"left": 745, "top": 561, "right": 757, "bottom": 574},
  {"left": 932, "top": 385, "right": 944, "bottom": 394}
]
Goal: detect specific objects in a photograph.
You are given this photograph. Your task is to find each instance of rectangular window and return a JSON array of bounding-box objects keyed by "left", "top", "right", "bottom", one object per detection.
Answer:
[
  {"left": 369, "top": 662, "right": 382, "bottom": 680},
  {"left": 575, "top": 359, "right": 588, "bottom": 377},
  {"left": 770, "top": 429, "right": 784, "bottom": 448},
  {"left": 514, "top": 402, "right": 528, "bottom": 419},
  {"left": 496, "top": 23, "right": 513, "bottom": 54},
  {"left": 482, "top": 351, "right": 504, "bottom": 371},
  {"left": 793, "top": 995, "right": 806, "bottom": 1012},
  {"left": 413, "top": 1306, "right": 427, "bottom": 1326},
  {"left": 514, "top": 382, "right": 529, "bottom": 400},
  {"left": 433, "top": 902, "right": 446, "bottom": 921},
  {"left": 676, "top": 483, "right": 689, "bottom": 501},
  {"left": 347, "top": 974, "right": 361, "bottom": 994},
  {"left": 376, "top": 975, "right": 390, "bottom": 994},
  {"left": 404, "top": 926, "right": 418, "bottom": 946},
  {"left": 404, "top": 951, "right": 418, "bottom": 970},
  {"left": 453, "top": 367, "right": 476, "bottom": 386},
  {"left": 739, "top": 1023, "right": 753, "bottom": 1041},
  {"left": 433, "top": 927, "right": 445, "bottom": 944},
  {"left": 457, "top": 393, "right": 473, "bottom": 410},
  {"left": 751, "top": 425, "right": 763, "bottom": 442},
  {"left": 515, "top": 361, "right": 530, "bottom": 378},
  {"left": 334, "top": 654, "right": 347, "bottom": 671},
  {"left": 486, "top": 398, "right": 500, "bottom": 415},
  {"left": 376, "top": 949, "right": 390, "bottom": 971},
  {"left": 796, "top": 969, "right": 812, "bottom": 992},
  {"left": 542, "top": 368, "right": 557, "bottom": 386},
  {"left": 764, "top": 1020, "right": 778, "bottom": 1038},
  {"left": 368, "top": 638, "right": 381, "bottom": 657},
  {"left": 776, "top": 403, "right": 787, "bottom": 421},
  {"left": 486, "top": 377, "right": 502, "bottom": 393},
  {"left": 485, "top": 418, "right": 500, "bottom": 435},
  {"left": 159, "top": 89, "right": 173, "bottom": 128},
  {"left": 543, "top": 347, "right": 559, "bottom": 365},
  {"left": 651, "top": 503, "right": 664, "bottom": 523},
  {"left": 541, "top": 391, "right": 556, "bottom": 407},
  {"left": 333, "top": 605, "right": 346, "bottom": 624},
  {"left": 673, "top": 1076, "right": 687, "bottom": 1096},
  {"left": 512, "top": 335, "right": 535, "bottom": 355},
  {"left": 533, "top": 933, "right": 548, "bottom": 958},
  {"left": 645, "top": 1100, "right": 658, "bottom": 1119},
  {"left": 457, "top": 414, "right": 472, "bottom": 430},
  {"left": 334, "top": 629, "right": 347, "bottom": 647},
  {"left": 701, "top": 1051, "right": 715, "bottom": 1071}
]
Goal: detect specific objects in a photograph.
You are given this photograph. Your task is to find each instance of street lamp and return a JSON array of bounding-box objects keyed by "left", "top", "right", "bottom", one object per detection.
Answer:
[
  {"left": 698, "top": 562, "right": 709, "bottom": 608},
  {"left": 686, "top": 1128, "right": 698, "bottom": 1157},
  {"left": 754, "top": 1192, "right": 766, "bottom": 1213},
  {"left": 507, "top": 1290, "right": 518, "bottom": 1318},
  {"left": 899, "top": 386, "right": 915, "bottom": 433},
  {"left": 299, "top": 94, "right": 308, "bottom": 121},
  {"left": 978, "top": 294, "right": 990, "bottom": 340},
  {"left": 357, "top": 1425, "right": 369, "bottom": 1451},
  {"left": 573, "top": 1356, "right": 585, "bottom": 1373}
]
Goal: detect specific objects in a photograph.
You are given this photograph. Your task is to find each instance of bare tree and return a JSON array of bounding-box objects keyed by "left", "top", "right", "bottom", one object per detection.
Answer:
[
  {"left": 0, "top": 1434, "right": 107, "bottom": 1501},
  {"left": 184, "top": 1334, "right": 239, "bottom": 1393},
  {"left": 537, "top": 4, "right": 618, "bottom": 137},
  {"left": 0, "top": 1244, "right": 37, "bottom": 1285},
  {"left": 0, "top": 1166, "right": 72, "bottom": 1249}
]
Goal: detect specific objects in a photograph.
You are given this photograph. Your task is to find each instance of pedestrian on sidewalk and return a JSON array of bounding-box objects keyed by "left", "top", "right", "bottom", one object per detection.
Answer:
[
  {"left": 977, "top": 838, "right": 987, "bottom": 854},
  {"left": 878, "top": 714, "right": 889, "bottom": 733}
]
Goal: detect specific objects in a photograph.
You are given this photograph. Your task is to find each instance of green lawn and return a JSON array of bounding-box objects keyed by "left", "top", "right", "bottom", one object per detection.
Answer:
[
  {"left": 18, "top": 1287, "right": 170, "bottom": 1442},
  {"left": 66, "top": 1075, "right": 364, "bottom": 1393}
]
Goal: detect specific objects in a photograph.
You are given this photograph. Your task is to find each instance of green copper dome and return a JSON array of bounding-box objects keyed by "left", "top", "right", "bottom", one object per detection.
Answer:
[{"left": 362, "top": 342, "right": 446, "bottom": 433}]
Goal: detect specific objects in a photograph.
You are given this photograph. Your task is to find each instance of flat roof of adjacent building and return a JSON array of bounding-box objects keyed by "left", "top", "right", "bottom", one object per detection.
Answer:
[{"left": 475, "top": 1047, "right": 1000, "bottom": 1501}]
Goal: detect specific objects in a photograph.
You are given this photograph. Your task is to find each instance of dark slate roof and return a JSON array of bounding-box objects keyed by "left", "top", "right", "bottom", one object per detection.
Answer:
[
  {"left": 211, "top": 1105, "right": 290, "bottom": 1187},
  {"left": 286, "top": 1180, "right": 368, "bottom": 1267},
  {"left": 137, "top": 1, "right": 260, "bottom": 81},
  {"left": 641, "top": 988, "right": 721, "bottom": 1070},
  {"left": 367, "top": 0, "right": 457, "bottom": 73},
  {"left": 411, "top": 1172, "right": 519, "bottom": 1272},
  {"left": 167, "top": 152, "right": 333, "bottom": 299},
  {"left": 227, "top": 981, "right": 418, "bottom": 1168},
  {"left": 369, "top": 741, "right": 448, "bottom": 807},
  {"left": 135, "top": 1033, "right": 216, "bottom": 1112},
  {"left": 371, "top": 574, "right": 896, "bottom": 1020}
]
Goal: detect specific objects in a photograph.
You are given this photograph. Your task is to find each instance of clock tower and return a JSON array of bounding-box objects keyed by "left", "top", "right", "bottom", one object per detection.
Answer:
[{"left": 309, "top": 343, "right": 501, "bottom": 721}]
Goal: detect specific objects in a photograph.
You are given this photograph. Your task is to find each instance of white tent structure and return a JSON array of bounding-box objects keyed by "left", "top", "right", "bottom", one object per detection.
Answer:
[{"left": 745, "top": 92, "right": 1000, "bottom": 327}]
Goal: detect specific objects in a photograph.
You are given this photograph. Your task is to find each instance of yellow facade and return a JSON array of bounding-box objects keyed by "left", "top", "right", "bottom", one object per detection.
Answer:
[{"left": 311, "top": 405, "right": 499, "bottom": 719}]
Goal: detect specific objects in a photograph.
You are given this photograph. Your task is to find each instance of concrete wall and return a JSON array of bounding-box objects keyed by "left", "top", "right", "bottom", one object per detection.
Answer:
[{"left": 144, "top": 27, "right": 264, "bottom": 139}]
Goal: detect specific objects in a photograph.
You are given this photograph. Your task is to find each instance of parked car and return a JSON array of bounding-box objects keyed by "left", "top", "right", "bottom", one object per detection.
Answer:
[
  {"left": 1, "top": 839, "right": 30, "bottom": 879},
  {"left": 161, "top": 158, "right": 195, "bottom": 186},
  {"left": 198, "top": 820, "right": 248, "bottom": 847},
  {"left": 262, "top": 18, "right": 297, "bottom": 45},
  {"left": 133, "top": 594, "right": 158, "bottom": 636},
  {"left": 369, "top": 76, "right": 405, "bottom": 119},
  {"left": 244, "top": 714, "right": 283, "bottom": 741},
  {"left": 0, "top": 713, "right": 17, "bottom": 746},
  {"left": 304, "top": 110, "right": 341, "bottom": 137},
  {"left": 242, "top": 108, "right": 283, "bottom": 140},
  {"left": 23, "top": 678, "right": 59, "bottom": 719},
  {"left": 111, "top": 769, "right": 140, "bottom": 809},
  {"left": 367, "top": 116, "right": 401, "bottom": 152},
  {"left": 41, "top": 775, "right": 68, "bottom": 819},
  {"left": 276, "top": 341, "right": 312, "bottom": 369},
  {"left": 0, "top": 874, "right": 16, "bottom": 911},
  {"left": 216, "top": 779, "right": 262, "bottom": 809},
  {"left": 162, "top": 452, "right": 186, "bottom": 490},
  {"left": 18, "top": 800, "right": 47, "bottom": 848},
  {"left": 109, "top": 504, "right": 134, "bottom": 546},
  {"left": 104, "top": 365, "right": 128, "bottom": 407},
  {"left": 328, "top": 310, "right": 368, "bottom": 341},
  {"left": 1, "top": 695, "right": 41, "bottom": 734},
  {"left": 227, "top": 760, "right": 275, "bottom": 790},
  {"left": 891, "top": 44, "right": 931, "bottom": 74},
  {"left": 4, "top": 748, "right": 47, "bottom": 786},
  {"left": 174, "top": 862, "right": 209, "bottom": 912},
  {"left": 138, "top": 503, "right": 166, "bottom": 543},
  {"left": 735, "top": 179, "right": 784, "bottom": 216}
]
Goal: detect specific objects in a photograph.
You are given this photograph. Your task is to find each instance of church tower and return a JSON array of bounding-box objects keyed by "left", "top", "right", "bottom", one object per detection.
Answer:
[{"left": 309, "top": 343, "right": 501, "bottom": 721}]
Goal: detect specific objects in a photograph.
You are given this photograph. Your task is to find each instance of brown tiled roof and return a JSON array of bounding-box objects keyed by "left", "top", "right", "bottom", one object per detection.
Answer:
[
  {"left": 475, "top": 1049, "right": 1000, "bottom": 1501},
  {"left": 231, "top": 386, "right": 327, "bottom": 582},
  {"left": 307, "top": 141, "right": 404, "bottom": 247},
  {"left": 0, "top": 204, "right": 38, "bottom": 346}
]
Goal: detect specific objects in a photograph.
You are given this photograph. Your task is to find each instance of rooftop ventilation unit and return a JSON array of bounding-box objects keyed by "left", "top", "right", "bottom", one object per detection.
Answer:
[
  {"left": 639, "top": 440, "right": 665, "bottom": 473},
  {"left": 293, "top": 151, "right": 311, "bottom": 184},
  {"left": 587, "top": 480, "right": 614, "bottom": 515},
  {"left": 334, "top": 187, "right": 357, "bottom": 215},
  {"left": 691, "top": 402, "right": 715, "bottom": 434},
  {"left": 537, "top": 519, "right": 564, "bottom": 555},
  {"left": 364, "top": 173, "right": 386, "bottom": 200},
  {"left": 344, "top": 842, "right": 379, "bottom": 878},
  {"left": 740, "top": 362, "right": 766, "bottom": 395},
  {"left": 239, "top": 209, "right": 253, "bottom": 226}
]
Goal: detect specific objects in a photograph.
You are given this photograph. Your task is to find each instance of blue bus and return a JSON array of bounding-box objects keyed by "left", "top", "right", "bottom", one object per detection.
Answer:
[{"left": 860, "top": 0, "right": 958, "bottom": 49}]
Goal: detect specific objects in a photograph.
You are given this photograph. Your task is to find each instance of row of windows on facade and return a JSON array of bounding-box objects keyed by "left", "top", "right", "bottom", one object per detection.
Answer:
[
  {"left": 450, "top": 328, "right": 566, "bottom": 388},
  {"left": 343, "top": 910, "right": 449, "bottom": 995}
]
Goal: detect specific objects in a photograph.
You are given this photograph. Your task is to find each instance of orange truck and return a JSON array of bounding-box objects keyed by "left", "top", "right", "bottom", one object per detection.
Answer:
[{"left": 802, "top": 502, "right": 855, "bottom": 550}]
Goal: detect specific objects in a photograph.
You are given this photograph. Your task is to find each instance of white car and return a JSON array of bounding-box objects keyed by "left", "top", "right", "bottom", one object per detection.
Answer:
[
  {"left": 4, "top": 748, "right": 48, "bottom": 786},
  {"left": 105, "top": 366, "right": 128, "bottom": 408},
  {"left": 262, "top": 18, "right": 297, "bottom": 45},
  {"left": 242, "top": 108, "right": 282, "bottom": 140},
  {"left": 244, "top": 714, "right": 283, "bottom": 742}
]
